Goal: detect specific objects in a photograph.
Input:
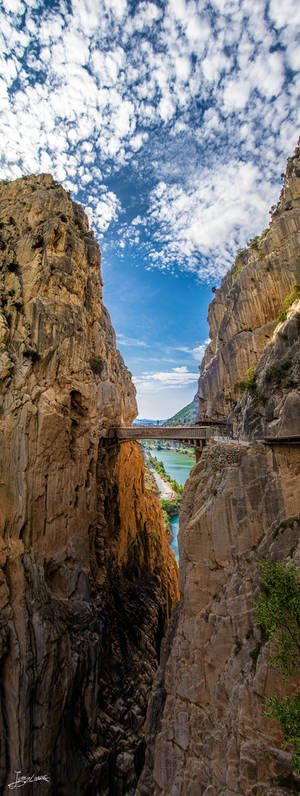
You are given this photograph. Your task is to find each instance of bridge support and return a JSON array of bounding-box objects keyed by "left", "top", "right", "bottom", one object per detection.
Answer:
[{"left": 194, "top": 439, "right": 206, "bottom": 462}]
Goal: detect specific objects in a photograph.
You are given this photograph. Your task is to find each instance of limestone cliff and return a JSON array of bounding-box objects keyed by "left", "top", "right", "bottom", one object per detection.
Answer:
[
  {"left": 233, "top": 295, "right": 300, "bottom": 440},
  {"left": 198, "top": 144, "right": 300, "bottom": 420},
  {"left": 138, "top": 441, "right": 300, "bottom": 795},
  {"left": 0, "top": 174, "right": 178, "bottom": 794},
  {"left": 137, "top": 147, "right": 300, "bottom": 795}
]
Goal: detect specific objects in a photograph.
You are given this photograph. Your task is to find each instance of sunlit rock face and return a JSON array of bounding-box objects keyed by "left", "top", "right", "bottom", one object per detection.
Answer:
[
  {"left": 0, "top": 174, "right": 178, "bottom": 795},
  {"left": 137, "top": 147, "right": 300, "bottom": 796},
  {"left": 198, "top": 145, "right": 300, "bottom": 420}
]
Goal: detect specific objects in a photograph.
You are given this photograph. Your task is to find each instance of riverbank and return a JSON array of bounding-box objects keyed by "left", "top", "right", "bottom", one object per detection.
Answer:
[
  {"left": 143, "top": 448, "right": 195, "bottom": 561},
  {"left": 143, "top": 450, "right": 178, "bottom": 501}
]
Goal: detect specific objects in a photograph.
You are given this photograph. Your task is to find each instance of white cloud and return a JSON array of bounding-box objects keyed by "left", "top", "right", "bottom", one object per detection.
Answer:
[
  {"left": 134, "top": 365, "right": 199, "bottom": 391},
  {"left": 117, "top": 333, "right": 149, "bottom": 347},
  {"left": 0, "top": 0, "right": 298, "bottom": 272},
  {"left": 269, "top": 0, "right": 300, "bottom": 29}
]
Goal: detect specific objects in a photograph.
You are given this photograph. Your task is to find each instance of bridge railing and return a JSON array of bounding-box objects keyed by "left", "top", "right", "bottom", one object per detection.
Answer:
[{"left": 105, "top": 424, "right": 232, "bottom": 442}]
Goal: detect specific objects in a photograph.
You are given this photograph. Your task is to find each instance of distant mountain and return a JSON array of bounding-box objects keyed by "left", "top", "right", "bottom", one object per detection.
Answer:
[
  {"left": 161, "top": 394, "right": 198, "bottom": 427},
  {"left": 133, "top": 418, "right": 161, "bottom": 426}
]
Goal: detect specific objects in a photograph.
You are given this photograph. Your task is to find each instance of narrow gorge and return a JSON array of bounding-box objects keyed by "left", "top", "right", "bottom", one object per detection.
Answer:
[
  {"left": 0, "top": 174, "right": 178, "bottom": 794},
  {"left": 138, "top": 145, "right": 300, "bottom": 795},
  {"left": 0, "top": 143, "right": 299, "bottom": 796}
]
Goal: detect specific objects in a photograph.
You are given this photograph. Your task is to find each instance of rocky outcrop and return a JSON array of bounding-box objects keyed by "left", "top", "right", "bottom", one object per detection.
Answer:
[
  {"left": 138, "top": 441, "right": 300, "bottom": 795},
  {"left": 0, "top": 175, "right": 178, "bottom": 794},
  {"left": 137, "top": 146, "right": 300, "bottom": 796},
  {"left": 198, "top": 144, "right": 300, "bottom": 419},
  {"left": 233, "top": 296, "right": 300, "bottom": 440}
]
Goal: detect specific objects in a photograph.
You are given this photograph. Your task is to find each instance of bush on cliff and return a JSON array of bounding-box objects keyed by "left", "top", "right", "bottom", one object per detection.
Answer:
[{"left": 254, "top": 559, "right": 300, "bottom": 774}]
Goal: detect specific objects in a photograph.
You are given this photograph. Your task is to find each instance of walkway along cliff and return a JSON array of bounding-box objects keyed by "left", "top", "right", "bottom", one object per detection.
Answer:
[
  {"left": 0, "top": 174, "right": 178, "bottom": 794},
  {"left": 137, "top": 147, "right": 300, "bottom": 794}
]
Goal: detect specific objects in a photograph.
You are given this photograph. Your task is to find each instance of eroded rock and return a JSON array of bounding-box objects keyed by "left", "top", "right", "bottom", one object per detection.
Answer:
[{"left": 0, "top": 174, "right": 178, "bottom": 794}]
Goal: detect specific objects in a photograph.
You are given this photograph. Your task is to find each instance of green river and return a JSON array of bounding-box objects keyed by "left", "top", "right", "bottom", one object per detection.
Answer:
[{"left": 148, "top": 448, "right": 195, "bottom": 562}]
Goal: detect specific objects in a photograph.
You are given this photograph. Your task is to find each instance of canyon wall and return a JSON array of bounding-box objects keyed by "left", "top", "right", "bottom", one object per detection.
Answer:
[
  {"left": 0, "top": 175, "right": 178, "bottom": 795},
  {"left": 198, "top": 144, "right": 300, "bottom": 421},
  {"left": 138, "top": 148, "right": 300, "bottom": 795}
]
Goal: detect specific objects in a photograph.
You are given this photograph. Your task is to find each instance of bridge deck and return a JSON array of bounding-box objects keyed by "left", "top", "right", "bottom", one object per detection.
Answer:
[{"left": 106, "top": 425, "right": 230, "bottom": 442}]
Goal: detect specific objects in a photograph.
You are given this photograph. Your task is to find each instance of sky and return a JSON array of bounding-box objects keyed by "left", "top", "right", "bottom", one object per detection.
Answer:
[{"left": 0, "top": 0, "right": 299, "bottom": 419}]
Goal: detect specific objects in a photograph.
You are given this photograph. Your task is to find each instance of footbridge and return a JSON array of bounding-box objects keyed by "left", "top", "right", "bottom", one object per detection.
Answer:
[{"left": 105, "top": 420, "right": 232, "bottom": 459}]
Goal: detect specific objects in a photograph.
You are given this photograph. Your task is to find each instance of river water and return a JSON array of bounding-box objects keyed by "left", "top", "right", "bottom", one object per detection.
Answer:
[{"left": 147, "top": 448, "right": 195, "bottom": 562}]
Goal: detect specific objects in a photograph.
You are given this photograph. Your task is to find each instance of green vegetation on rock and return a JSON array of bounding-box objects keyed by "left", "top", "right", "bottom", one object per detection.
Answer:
[
  {"left": 253, "top": 559, "right": 300, "bottom": 774},
  {"left": 278, "top": 284, "right": 300, "bottom": 323},
  {"left": 234, "top": 364, "right": 258, "bottom": 396}
]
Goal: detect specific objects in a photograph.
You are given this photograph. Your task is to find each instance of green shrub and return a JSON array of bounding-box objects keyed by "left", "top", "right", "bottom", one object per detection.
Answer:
[
  {"left": 266, "top": 360, "right": 292, "bottom": 383},
  {"left": 284, "top": 284, "right": 300, "bottom": 310},
  {"left": 253, "top": 560, "right": 300, "bottom": 774},
  {"left": 234, "top": 377, "right": 257, "bottom": 395},
  {"left": 264, "top": 695, "right": 300, "bottom": 775},
  {"left": 260, "top": 227, "right": 270, "bottom": 240},
  {"left": 278, "top": 310, "right": 287, "bottom": 323},
  {"left": 89, "top": 355, "right": 104, "bottom": 375}
]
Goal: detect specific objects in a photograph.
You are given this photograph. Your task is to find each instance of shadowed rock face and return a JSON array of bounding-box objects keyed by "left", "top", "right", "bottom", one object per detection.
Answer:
[
  {"left": 198, "top": 145, "right": 300, "bottom": 420},
  {"left": 0, "top": 174, "right": 178, "bottom": 795},
  {"left": 138, "top": 441, "right": 300, "bottom": 796}
]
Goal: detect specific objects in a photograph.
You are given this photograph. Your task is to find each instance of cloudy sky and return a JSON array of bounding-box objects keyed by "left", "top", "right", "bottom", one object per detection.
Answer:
[{"left": 1, "top": 0, "right": 299, "bottom": 418}]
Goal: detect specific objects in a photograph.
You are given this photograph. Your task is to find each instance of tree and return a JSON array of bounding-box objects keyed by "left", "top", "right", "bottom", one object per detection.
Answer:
[{"left": 253, "top": 559, "right": 300, "bottom": 774}]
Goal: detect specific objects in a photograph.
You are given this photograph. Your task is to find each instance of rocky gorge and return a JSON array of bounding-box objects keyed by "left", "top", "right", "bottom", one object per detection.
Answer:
[
  {"left": 0, "top": 143, "right": 299, "bottom": 796},
  {"left": 137, "top": 146, "right": 300, "bottom": 794},
  {"left": 0, "top": 174, "right": 178, "bottom": 794}
]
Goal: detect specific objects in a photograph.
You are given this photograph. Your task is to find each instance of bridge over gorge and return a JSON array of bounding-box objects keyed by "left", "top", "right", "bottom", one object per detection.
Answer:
[
  {"left": 104, "top": 419, "right": 233, "bottom": 460},
  {"left": 103, "top": 422, "right": 300, "bottom": 460}
]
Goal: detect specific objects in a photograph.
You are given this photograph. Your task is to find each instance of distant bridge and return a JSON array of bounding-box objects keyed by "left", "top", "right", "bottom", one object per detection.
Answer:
[
  {"left": 102, "top": 422, "right": 300, "bottom": 460},
  {"left": 104, "top": 421, "right": 232, "bottom": 459}
]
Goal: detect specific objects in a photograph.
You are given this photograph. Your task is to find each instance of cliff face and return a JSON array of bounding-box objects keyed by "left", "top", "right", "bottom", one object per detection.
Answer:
[
  {"left": 0, "top": 175, "right": 178, "bottom": 794},
  {"left": 198, "top": 145, "right": 300, "bottom": 419},
  {"left": 138, "top": 441, "right": 300, "bottom": 795},
  {"left": 137, "top": 148, "right": 300, "bottom": 795},
  {"left": 234, "top": 296, "right": 300, "bottom": 440}
]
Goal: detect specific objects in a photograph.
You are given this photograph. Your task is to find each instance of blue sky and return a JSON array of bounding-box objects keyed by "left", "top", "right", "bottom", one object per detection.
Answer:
[{"left": 1, "top": 0, "right": 299, "bottom": 418}]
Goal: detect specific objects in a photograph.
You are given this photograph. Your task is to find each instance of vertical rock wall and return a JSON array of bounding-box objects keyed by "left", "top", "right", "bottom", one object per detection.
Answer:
[
  {"left": 138, "top": 146, "right": 300, "bottom": 796},
  {"left": 138, "top": 442, "right": 300, "bottom": 795},
  {"left": 198, "top": 144, "right": 300, "bottom": 419},
  {"left": 0, "top": 175, "right": 178, "bottom": 795}
]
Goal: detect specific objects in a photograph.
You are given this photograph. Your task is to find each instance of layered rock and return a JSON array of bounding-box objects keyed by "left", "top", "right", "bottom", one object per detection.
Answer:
[
  {"left": 137, "top": 146, "right": 300, "bottom": 796},
  {"left": 138, "top": 441, "right": 300, "bottom": 795},
  {"left": 0, "top": 174, "right": 178, "bottom": 794},
  {"left": 198, "top": 144, "right": 300, "bottom": 419},
  {"left": 231, "top": 294, "right": 300, "bottom": 439}
]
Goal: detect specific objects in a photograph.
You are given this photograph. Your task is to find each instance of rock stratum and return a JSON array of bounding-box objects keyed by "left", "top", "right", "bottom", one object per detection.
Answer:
[
  {"left": 137, "top": 148, "right": 300, "bottom": 794},
  {"left": 198, "top": 145, "right": 300, "bottom": 427},
  {"left": 0, "top": 174, "right": 178, "bottom": 795}
]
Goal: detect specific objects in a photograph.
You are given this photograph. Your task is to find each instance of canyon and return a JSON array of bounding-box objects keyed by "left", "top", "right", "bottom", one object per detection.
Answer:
[
  {"left": 0, "top": 142, "right": 299, "bottom": 796},
  {"left": 138, "top": 145, "right": 300, "bottom": 795},
  {"left": 0, "top": 174, "right": 178, "bottom": 794}
]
